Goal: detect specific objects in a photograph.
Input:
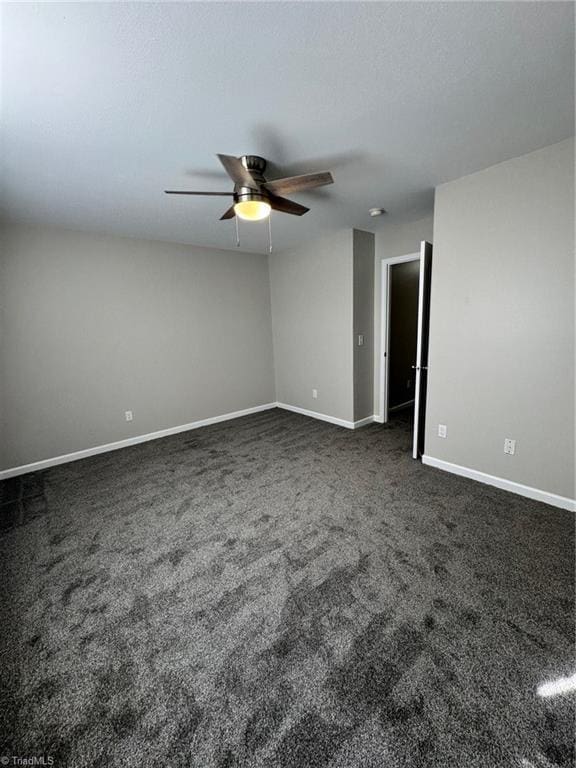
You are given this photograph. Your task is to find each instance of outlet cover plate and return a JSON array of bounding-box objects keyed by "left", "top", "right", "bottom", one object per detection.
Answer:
[{"left": 504, "top": 438, "right": 516, "bottom": 455}]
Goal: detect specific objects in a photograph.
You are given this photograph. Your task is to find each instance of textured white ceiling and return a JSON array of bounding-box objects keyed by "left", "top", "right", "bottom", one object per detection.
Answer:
[{"left": 1, "top": 1, "right": 574, "bottom": 253}]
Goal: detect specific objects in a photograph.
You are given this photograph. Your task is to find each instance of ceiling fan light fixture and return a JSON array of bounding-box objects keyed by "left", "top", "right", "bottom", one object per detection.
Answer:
[
  {"left": 234, "top": 199, "right": 271, "bottom": 221},
  {"left": 165, "top": 153, "right": 333, "bottom": 222}
]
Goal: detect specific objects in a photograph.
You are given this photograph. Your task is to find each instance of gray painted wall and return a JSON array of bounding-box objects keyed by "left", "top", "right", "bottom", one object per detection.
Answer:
[
  {"left": 373, "top": 216, "right": 435, "bottom": 417},
  {"left": 0, "top": 225, "right": 275, "bottom": 470},
  {"left": 269, "top": 230, "right": 354, "bottom": 423},
  {"left": 425, "top": 138, "right": 575, "bottom": 499},
  {"left": 353, "top": 230, "right": 375, "bottom": 421}
]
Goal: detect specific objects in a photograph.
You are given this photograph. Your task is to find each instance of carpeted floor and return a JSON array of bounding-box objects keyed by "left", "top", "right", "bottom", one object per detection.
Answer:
[{"left": 1, "top": 408, "right": 574, "bottom": 768}]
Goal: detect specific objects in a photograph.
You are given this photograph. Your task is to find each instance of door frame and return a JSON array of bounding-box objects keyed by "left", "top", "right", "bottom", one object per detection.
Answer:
[{"left": 375, "top": 252, "right": 420, "bottom": 423}]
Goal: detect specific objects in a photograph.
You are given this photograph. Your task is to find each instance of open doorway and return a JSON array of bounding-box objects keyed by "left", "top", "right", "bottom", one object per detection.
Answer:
[
  {"left": 378, "top": 242, "right": 433, "bottom": 458},
  {"left": 388, "top": 260, "right": 420, "bottom": 419}
]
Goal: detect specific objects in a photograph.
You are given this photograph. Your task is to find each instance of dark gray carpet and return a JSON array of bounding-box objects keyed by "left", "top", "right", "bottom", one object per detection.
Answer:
[{"left": 1, "top": 408, "right": 574, "bottom": 768}]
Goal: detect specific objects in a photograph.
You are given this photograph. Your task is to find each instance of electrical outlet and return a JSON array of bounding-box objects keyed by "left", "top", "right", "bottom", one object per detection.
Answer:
[
  {"left": 438, "top": 424, "right": 447, "bottom": 438},
  {"left": 357, "top": 334, "right": 364, "bottom": 346},
  {"left": 312, "top": 389, "right": 318, "bottom": 399},
  {"left": 504, "top": 438, "right": 516, "bottom": 455},
  {"left": 125, "top": 410, "right": 133, "bottom": 422}
]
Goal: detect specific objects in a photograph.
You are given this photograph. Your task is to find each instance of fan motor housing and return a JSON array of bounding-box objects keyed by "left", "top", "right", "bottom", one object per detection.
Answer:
[
  {"left": 236, "top": 155, "right": 269, "bottom": 203},
  {"left": 241, "top": 155, "right": 267, "bottom": 175}
]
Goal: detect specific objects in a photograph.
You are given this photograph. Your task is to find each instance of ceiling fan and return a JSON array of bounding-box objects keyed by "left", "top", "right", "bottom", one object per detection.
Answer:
[{"left": 165, "top": 154, "right": 334, "bottom": 221}]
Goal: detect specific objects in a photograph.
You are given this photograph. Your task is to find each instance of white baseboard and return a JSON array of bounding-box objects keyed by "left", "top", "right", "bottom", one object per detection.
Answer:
[
  {"left": 354, "top": 415, "right": 376, "bottom": 428},
  {"left": 0, "top": 403, "right": 278, "bottom": 480},
  {"left": 422, "top": 455, "right": 576, "bottom": 512},
  {"left": 276, "top": 402, "right": 355, "bottom": 429},
  {"left": 276, "top": 403, "right": 376, "bottom": 430}
]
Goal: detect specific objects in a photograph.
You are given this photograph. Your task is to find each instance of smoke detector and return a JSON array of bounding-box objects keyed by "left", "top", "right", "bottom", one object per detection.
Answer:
[{"left": 369, "top": 207, "right": 387, "bottom": 217}]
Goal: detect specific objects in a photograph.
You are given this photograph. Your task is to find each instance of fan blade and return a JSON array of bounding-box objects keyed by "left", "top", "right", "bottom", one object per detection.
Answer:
[
  {"left": 269, "top": 195, "right": 309, "bottom": 216},
  {"left": 165, "top": 190, "right": 234, "bottom": 196},
  {"left": 263, "top": 171, "right": 333, "bottom": 196},
  {"left": 220, "top": 205, "right": 236, "bottom": 220},
  {"left": 217, "top": 154, "right": 259, "bottom": 190}
]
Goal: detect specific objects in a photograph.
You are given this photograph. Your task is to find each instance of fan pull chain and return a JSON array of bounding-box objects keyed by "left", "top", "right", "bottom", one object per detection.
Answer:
[
  {"left": 268, "top": 213, "right": 273, "bottom": 254},
  {"left": 235, "top": 215, "right": 240, "bottom": 248}
]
